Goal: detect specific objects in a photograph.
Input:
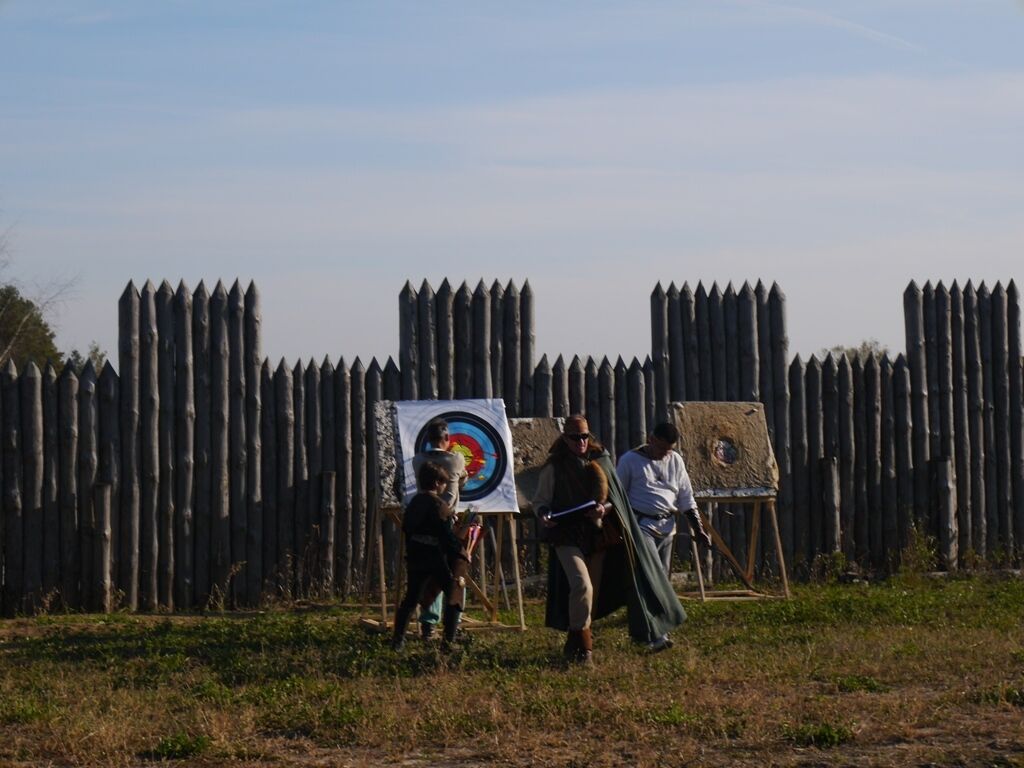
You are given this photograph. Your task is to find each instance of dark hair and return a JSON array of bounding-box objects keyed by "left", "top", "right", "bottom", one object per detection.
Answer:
[
  {"left": 652, "top": 422, "right": 679, "bottom": 444},
  {"left": 425, "top": 418, "right": 449, "bottom": 446},
  {"left": 417, "top": 460, "right": 450, "bottom": 491}
]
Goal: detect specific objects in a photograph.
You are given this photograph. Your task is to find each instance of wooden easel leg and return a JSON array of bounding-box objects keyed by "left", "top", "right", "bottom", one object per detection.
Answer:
[
  {"left": 492, "top": 515, "right": 506, "bottom": 623},
  {"left": 690, "top": 537, "right": 706, "bottom": 602},
  {"left": 507, "top": 513, "right": 527, "bottom": 630},
  {"left": 768, "top": 499, "right": 790, "bottom": 598},
  {"left": 746, "top": 501, "right": 762, "bottom": 584}
]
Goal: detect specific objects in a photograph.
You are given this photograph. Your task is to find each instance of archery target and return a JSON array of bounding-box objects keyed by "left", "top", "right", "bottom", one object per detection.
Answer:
[{"left": 414, "top": 411, "right": 508, "bottom": 502}]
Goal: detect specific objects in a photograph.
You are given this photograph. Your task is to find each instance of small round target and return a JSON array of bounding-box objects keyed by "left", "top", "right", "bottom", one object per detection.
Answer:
[{"left": 415, "top": 410, "right": 508, "bottom": 502}]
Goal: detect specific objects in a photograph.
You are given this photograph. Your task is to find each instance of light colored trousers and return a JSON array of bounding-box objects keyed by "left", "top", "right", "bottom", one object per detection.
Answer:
[{"left": 555, "top": 545, "right": 606, "bottom": 630}]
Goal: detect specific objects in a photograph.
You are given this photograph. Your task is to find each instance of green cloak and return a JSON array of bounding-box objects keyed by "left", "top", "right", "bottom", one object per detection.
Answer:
[{"left": 544, "top": 450, "right": 687, "bottom": 642}]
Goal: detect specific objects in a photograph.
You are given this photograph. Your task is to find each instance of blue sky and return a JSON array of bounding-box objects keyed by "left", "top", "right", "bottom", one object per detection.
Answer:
[{"left": 2, "top": 1, "right": 1023, "bottom": 366}]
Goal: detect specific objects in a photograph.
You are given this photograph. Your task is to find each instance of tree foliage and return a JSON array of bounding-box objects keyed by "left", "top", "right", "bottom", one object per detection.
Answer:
[
  {"left": 0, "top": 283, "right": 61, "bottom": 369},
  {"left": 818, "top": 338, "right": 889, "bottom": 361}
]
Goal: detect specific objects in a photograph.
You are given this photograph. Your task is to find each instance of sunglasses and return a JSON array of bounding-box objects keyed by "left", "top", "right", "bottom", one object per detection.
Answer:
[{"left": 565, "top": 432, "right": 590, "bottom": 442}]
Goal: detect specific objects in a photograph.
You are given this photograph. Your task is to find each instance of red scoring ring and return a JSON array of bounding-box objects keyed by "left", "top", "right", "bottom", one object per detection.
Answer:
[{"left": 450, "top": 433, "right": 486, "bottom": 478}]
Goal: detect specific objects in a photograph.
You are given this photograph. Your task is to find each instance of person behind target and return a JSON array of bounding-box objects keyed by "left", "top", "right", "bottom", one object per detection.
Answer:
[{"left": 617, "top": 421, "right": 711, "bottom": 651}]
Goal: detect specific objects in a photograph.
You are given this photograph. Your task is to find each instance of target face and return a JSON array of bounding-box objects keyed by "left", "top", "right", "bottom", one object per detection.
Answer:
[{"left": 414, "top": 410, "right": 508, "bottom": 502}]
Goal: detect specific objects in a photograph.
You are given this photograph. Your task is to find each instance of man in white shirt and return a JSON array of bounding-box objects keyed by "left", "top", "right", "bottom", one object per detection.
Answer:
[{"left": 617, "top": 421, "right": 711, "bottom": 644}]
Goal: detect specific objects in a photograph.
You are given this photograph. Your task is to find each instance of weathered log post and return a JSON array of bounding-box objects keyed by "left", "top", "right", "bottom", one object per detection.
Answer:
[
  {"left": 157, "top": 280, "right": 176, "bottom": 609},
  {"left": 139, "top": 280, "right": 159, "bottom": 611},
  {"left": 964, "top": 282, "right": 985, "bottom": 557},
  {"left": 417, "top": 280, "right": 437, "bottom": 400},
  {"left": 822, "top": 457, "right": 841, "bottom": 555},
  {"left": 292, "top": 362, "right": 308, "bottom": 593},
  {"left": 788, "top": 356, "right": 806, "bottom": 569},
  {"left": 628, "top": 359, "right": 646, "bottom": 449},
  {"left": 174, "top": 282, "right": 195, "bottom": 608},
  {"left": 694, "top": 283, "right": 711, "bottom": 399},
  {"left": 260, "top": 361, "right": 276, "bottom": 595},
  {"left": 228, "top": 281, "right": 248, "bottom": 606},
  {"left": 58, "top": 365, "right": 79, "bottom": 606},
  {"left": 769, "top": 283, "right": 791, "bottom": 568},
  {"left": 350, "top": 358, "right": 367, "bottom": 589},
  {"left": 992, "top": 283, "right": 1013, "bottom": 551},
  {"left": 821, "top": 354, "right": 839, "bottom": 563},
  {"left": 209, "top": 281, "right": 231, "bottom": 604},
  {"left": 667, "top": 283, "right": 685, "bottom": 402},
  {"left": 851, "top": 355, "right": 868, "bottom": 562},
  {"left": 21, "top": 363, "right": 44, "bottom": 611},
  {"left": 552, "top": 355, "right": 569, "bottom": 418},
  {"left": 245, "top": 283, "right": 262, "bottom": 603},
  {"left": 472, "top": 280, "right": 492, "bottom": 399},
  {"left": 1008, "top": 281, "right": 1024, "bottom": 556},
  {"left": 724, "top": 284, "right": 739, "bottom": 403},
  {"left": 192, "top": 282, "right": 212, "bottom": 605},
  {"left": 949, "top": 282, "right": 972, "bottom": 559},
  {"left": 3, "top": 361, "right": 23, "bottom": 615},
  {"left": 383, "top": 358, "right": 400, "bottom": 401},
  {"left": 490, "top": 280, "right": 504, "bottom": 399},
  {"left": 933, "top": 457, "right": 958, "bottom": 569},
  {"left": 978, "top": 283, "right": 998, "bottom": 555},
  {"left": 42, "top": 364, "right": 58, "bottom": 598},
  {"left": 585, "top": 358, "right": 600, "bottom": 424},
  {"left": 320, "top": 358, "right": 337, "bottom": 590},
  {"left": 320, "top": 471, "right": 336, "bottom": 593},
  {"left": 454, "top": 282, "right": 473, "bottom": 401},
  {"left": 521, "top": 281, "right": 536, "bottom": 416},
  {"left": 306, "top": 360, "right": 324, "bottom": 589},
  {"left": 78, "top": 363, "right": 98, "bottom": 611},
  {"left": 94, "top": 483, "right": 113, "bottom": 613},
  {"left": 398, "top": 280, "right": 418, "bottom": 401},
  {"left": 837, "top": 355, "right": 855, "bottom": 559},
  {"left": 274, "top": 360, "right": 295, "bottom": 593},
  {"left": 903, "top": 281, "right": 931, "bottom": 532},
  {"left": 805, "top": 356, "right": 823, "bottom": 561},
  {"left": 924, "top": 283, "right": 942, "bottom": 466},
  {"left": 738, "top": 281, "right": 759, "bottom": 403},
  {"left": 598, "top": 358, "right": 615, "bottom": 461},
  {"left": 645, "top": 357, "right": 656, "bottom": 432},
  {"left": 935, "top": 283, "right": 956, "bottom": 497},
  {"left": 710, "top": 284, "right": 726, "bottom": 401},
  {"left": 880, "top": 356, "right": 898, "bottom": 566},
  {"left": 681, "top": 283, "right": 699, "bottom": 402},
  {"left": 864, "top": 354, "right": 882, "bottom": 567},
  {"left": 97, "top": 361, "right": 120, "bottom": 594},
  {"left": 651, "top": 283, "right": 669, "bottom": 423},
  {"left": 436, "top": 279, "right": 455, "bottom": 400},
  {"left": 893, "top": 356, "right": 914, "bottom": 553},
  {"left": 533, "top": 355, "right": 552, "bottom": 418},
  {"left": 568, "top": 356, "right": 585, "bottom": 415},
  {"left": 335, "top": 358, "right": 353, "bottom": 597},
  {"left": 118, "top": 281, "right": 141, "bottom": 610},
  {"left": 756, "top": 281, "right": 774, "bottom": 438},
  {"left": 502, "top": 281, "right": 521, "bottom": 416},
  {"left": 614, "top": 358, "right": 630, "bottom": 459}
]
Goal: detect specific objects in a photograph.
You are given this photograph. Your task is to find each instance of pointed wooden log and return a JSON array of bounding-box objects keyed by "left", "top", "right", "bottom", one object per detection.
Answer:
[
  {"left": 992, "top": 283, "right": 1012, "bottom": 551},
  {"left": 598, "top": 357, "right": 616, "bottom": 461},
  {"left": 490, "top": 280, "right": 504, "bottom": 399},
  {"left": 864, "top": 354, "right": 883, "bottom": 567},
  {"left": 383, "top": 357, "right": 400, "bottom": 401},
  {"left": 76, "top": 363, "right": 98, "bottom": 612},
  {"left": 454, "top": 282, "right": 473, "bottom": 401},
  {"left": 260, "top": 361, "right": 277, "bottom": 594},
  {"left": 788, "top": 356, "right": 806, "bottom": 568},
  {"left": 292, "top": 361, "right": 308, "bottom": 594},
  {"left": 964, "top": 282, "right": 985, "bottom": 557},
  {"left": 244, "top": 282, "right": 262, "bottom": 604},
  {"left": 837, "top": 355, "right": 855, "bottom": 559},
  {"left": 614, "top": 357, "right": 629, "bottom": 459},
  {"left": 568, "top": 356, "right": 585, "bottom": 415},
  {"left": 893, "top": 355, "right": 914, "bottom": 553},
  {"left": 666, "top": 283, "right": 685, "bottom": 402},
  {"left": 93, "top": 483, "right": 112, "bottom": 613},
  {"left": 139, "top": 281, "right": 159, "bottom": 611},
  {"left": 335, "top": 358, "right": 352, "bottom": 597},
  {"left": 97, "top": 363, "right": 119, "bottom": 603},
  {"left": 157, "top": 280, "right": 175, "bottom": 609},
  {"left": 723, "top": 283, "right": 739, "bottom": 402},
  {"left": 933, "top": 457, "right": 958, "bottom": 569},
  {"left": 320, "top": 471, "right": 336, "bottom": 593},
  {"left": 695, "top": 283, "right": 713, "bottom": 399},
  {"left": 533, "top": 355, "right": 552, "bottom": 418},
  {"left": 821, "top": 355, "right": 839, "bottom": 460},
  {"left": 21, "top": 363, "right": 44, "bottom": 611},
  {"left": 209, "top": 281, "right": 231, "bottom": 604},
  {"left": 880, "top": 356, "right": 898, "bottom": 567},
  {"left": 738, "top": 281, "right": 759, "bottom": 402},
  {"left": 350, "top": 358, "right": 367, "bottom": 587},
  {"left": 903, "top": 281, "right": 931, "bottom": 532},
  {"left": 174, "top": 283, "right": 195, "bottom": 608},
  {"left": 417, "top": 280, "right": 437, "bottom": 399},
  {"left": 651, "top": 282, "right": 669, "bottom": 422},
  {"left": 949, "top": 282, "right": 971, "bottom": 559},
  {"left": 680, "top": 283, "right": 699, "bottom": 402},
  {"left": 58, "top": 366, "right": 79, "bottom": 607},
  {"left": 398, "top": 280, "right": 418, "bottom": 400},
  {"left": 769, "top": 283, "right": 791, "bottom": 567},
  {"left": 520, "top": 281, "right": 536, "bottom": 416},
  {"left": 118, "top": 281, "right": 141, "bottom": 610},
  {"left": 851, "top": 355, "right": 868, "bottom": 562},
  {"left": 627, "top": 359, "right": 646, "bottom": 449},
  {"left": 1008, "top": 281, "right": 1024, "bottom": 557},
  {"left": 552, "top": 355, "right": 569, "bottom": 418},
  {"left": 436, "top": 279, "right": 455, "bottom": 400},
  {"left": 585, "top": 357, "right": 599, "bottom": 424},
  {"left": 756, "top": 281, "right": 774, "bottom": 439},
  {"left": 710, "top": 283, "right": 727, "bottom": 401},
  {"left": 935, "top": 283, "right": 956, "bottom": 472},
  {"left": 42, "top": 364, "right": 59, "bottom": 597},
  {"left": 192, "top": 281, "right": 212, "bottom": 604},
  {"left": 472, "top": 280, "right": 492, "bottom": 399},
  {"left": 274, "top": 360, "right": 295, "bottom": 592},
  {"left": 501, "top": 281, "right": 521, "bottom": 415},
  {"left": 805, "top": 356, "right": 823, "bottom": 561},
  {"left": 821, "top": 457, "right": 841, "bottom": 555},
  {"left": 306, "top": 360, "right": 324, "bottom": 590},
  {"left": 924, "top": 281, "right": 941, "bottom": 464},
  {"left": 228, "top": 281, "right": 247, "bottom": 606},
  {"left": 978, "top": 283, "right": 999, "bottom": 554}
]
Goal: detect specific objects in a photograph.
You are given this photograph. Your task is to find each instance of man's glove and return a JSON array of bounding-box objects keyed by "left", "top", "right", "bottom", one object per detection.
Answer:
[{"left": 683, "top": 508, "right": 712, "bottom": 547}]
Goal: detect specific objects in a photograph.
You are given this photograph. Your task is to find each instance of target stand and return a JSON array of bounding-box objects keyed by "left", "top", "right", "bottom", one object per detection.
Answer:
[{"left": 672, "top": 401, "right": 790, "bottom": 602}]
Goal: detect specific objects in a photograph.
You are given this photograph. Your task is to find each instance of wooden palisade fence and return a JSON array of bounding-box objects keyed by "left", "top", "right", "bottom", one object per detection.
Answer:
[{"left": 0, "top": 277, "right": 1020, "bottom": 614}]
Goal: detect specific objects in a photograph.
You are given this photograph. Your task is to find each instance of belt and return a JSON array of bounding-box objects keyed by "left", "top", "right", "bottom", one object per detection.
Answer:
[
  {"left": 409, "top": 534, "right": 440, "bottom": 546},
  {"left": 635, "top": 511, "right": 674, "bottom": 520}
]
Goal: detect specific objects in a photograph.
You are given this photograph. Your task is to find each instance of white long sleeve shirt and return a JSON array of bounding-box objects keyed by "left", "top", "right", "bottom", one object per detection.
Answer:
[{"left": 617, "top": 447, "right": 697, "bottom": 537}]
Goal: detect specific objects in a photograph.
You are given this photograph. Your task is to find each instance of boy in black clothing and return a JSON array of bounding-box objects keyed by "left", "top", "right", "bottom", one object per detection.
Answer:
[{"left": 391, "top": 461, "right": 471, "bottom": 651}]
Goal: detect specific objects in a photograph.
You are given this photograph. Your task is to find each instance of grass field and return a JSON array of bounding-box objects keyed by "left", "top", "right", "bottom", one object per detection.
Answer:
[{"left": 0, "top": 573, "right": 1022, "bottom": 767}]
